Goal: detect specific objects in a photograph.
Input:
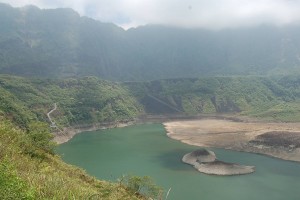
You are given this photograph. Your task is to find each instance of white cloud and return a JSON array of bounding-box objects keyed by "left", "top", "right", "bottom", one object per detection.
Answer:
[{"left": 1, "top": 0, "right": 300, "bottom": 29}]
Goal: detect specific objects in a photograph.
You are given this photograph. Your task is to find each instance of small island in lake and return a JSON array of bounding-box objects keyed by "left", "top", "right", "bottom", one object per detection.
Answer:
[{"left": 182, "top": 149, "right": 255, "bottom": 175}]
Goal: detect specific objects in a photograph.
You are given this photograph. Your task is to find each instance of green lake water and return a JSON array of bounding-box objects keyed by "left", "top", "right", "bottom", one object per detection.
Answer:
[{"left": 57, "top": 124, "right": 300, "bottom": 200}]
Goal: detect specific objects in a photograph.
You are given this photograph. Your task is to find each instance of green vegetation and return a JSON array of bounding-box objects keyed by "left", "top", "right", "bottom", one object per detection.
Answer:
[
  {"left": 119, "top": 175, "right": 163, "bottom": 199},
  {"left": 1, "top": 75, "right": 300, "bottom": 128},
  {"left": 0, "top": 118, "right": 162, "bottom": 199},
  {"left": 0, "top": 75, "right": 148, "bottom": 199},
  {"left": 26, "top": 122, "right": 56, "bottom": 157},
  {"left": 118, "top": 175, "right": 163, "bottom": 199},
  {"left": 0, "top": 75, "right": 142, "bottom": 128},
  {"left": 125, "top": 76, "right": 300, "bottom": 122},
  {"left": 2, "top": 74, "right": 300, "bottom": 198},
  {"left": 0, "top": 160, "right": 35, "bottom": 200},
  {"left": 1, "top": 3, "right": 300, "bottom": 199}
]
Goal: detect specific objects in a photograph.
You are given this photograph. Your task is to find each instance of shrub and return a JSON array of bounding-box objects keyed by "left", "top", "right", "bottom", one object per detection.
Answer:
[
  {"left": 26, "top": 121, "right": 56, "bottom": 157},
  {"left": 119, "top": 175, "right": 163, "bottom": 200},
  {"left": 0, "top": 160, "right": 36, "bottom": 199}
]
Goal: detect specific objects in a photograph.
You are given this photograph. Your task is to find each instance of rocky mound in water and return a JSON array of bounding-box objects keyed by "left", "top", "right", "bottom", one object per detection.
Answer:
[
  {"left": 182, "top": 149, "right": 255, "bottom": 175},
  {"left": 182, "top": 149, "right": 216, "bottom": 163}
]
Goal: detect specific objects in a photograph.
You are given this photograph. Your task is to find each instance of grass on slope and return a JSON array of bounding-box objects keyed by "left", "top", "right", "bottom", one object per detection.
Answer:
[
  {"left": 247, "top": 101, "right": 300, "bottom": 122},
  {"left": 0, "top": 118, "right": 154, "bottom": 200}
]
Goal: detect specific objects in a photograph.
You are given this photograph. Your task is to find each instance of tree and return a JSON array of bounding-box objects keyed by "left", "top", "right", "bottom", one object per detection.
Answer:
[{"left": 26, "top": 122, "right": 56, "bottom": 156}]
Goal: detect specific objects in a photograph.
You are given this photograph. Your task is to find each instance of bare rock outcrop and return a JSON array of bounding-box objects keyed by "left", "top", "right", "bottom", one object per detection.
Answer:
[{"left": 182, "top": 149, "right": 255, "bottom": 175}]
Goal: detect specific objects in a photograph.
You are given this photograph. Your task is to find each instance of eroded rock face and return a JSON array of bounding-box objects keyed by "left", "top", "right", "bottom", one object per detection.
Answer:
[
  {"left": 182, "top": 149, "right": 216, "bottom": 163},
  {"left": 250, "top": 131, "right": 300, "bottom": 149},
  {"left": 182, "top": 149, "right": 255, "bottom": 175}
]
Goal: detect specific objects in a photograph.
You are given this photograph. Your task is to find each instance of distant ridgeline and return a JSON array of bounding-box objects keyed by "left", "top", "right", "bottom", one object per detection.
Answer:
[
  {"left": 1, "top": 75, "right": 300, "bottom": 130},
  {"left": 1, "top": 3, "right": 300, "bottom": 81}
]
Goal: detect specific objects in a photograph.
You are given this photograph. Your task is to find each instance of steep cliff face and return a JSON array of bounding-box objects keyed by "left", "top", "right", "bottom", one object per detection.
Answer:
[
  {"left": 1, "top": 3, "right": 300, "bottom": 81},
  {"left": 125, "top": 76, "right": 298, "bottom": 120}
]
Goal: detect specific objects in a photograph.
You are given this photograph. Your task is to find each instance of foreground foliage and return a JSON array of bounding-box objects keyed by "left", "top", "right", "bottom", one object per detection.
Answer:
[
  {"left": 119, "top": 175, "right": 163, "bottom": 199},
  {"left": 0, "top": 119, "right": 153, "bottom": 199},
  {"left": 0, "top": 160, "right": 35, "bottom": 199}
]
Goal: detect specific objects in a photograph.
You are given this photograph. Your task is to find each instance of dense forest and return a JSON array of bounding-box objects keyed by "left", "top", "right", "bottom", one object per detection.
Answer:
[{"left": 1, "top": 75, "right": 300, "bottom": 130}]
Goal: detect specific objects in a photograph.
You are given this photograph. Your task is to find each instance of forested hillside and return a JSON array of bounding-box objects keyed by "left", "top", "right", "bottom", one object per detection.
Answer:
[
  {"left": 0, "top": 75, "right": 141, "bottom": 129},
  {"left": 126, "top": 76, "right": 300, "bottom": 121},
  {"left": 1, "top": 75, "right": 300, "bottom": 129},
  {"left": 1, "top": 3, "right": 300, "bottom": 81}
]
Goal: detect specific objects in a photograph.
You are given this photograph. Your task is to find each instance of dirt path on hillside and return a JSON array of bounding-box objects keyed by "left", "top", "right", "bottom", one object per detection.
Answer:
[
  {"left": 164, "top": 119, "right": 300, "bottom": 162},
  {"left": 47, "top": 103, "right": 57, "bottom": 127}
]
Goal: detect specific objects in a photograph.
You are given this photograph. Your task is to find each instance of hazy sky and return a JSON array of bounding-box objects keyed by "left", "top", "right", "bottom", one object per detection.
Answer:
[{"left": 1, "top": 0, "right": 300, "bottom": 29}]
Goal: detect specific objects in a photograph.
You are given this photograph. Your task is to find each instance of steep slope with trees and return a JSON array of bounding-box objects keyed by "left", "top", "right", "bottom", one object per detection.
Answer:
[
  {"left": 125, "top": 76, "right": 300, "bottom": 121},
  {"left": 0, "top": 75, "right": 142, "bottom": 129},
  {"left": 1, "top": 75, "right": 300, "bottom": 130}
]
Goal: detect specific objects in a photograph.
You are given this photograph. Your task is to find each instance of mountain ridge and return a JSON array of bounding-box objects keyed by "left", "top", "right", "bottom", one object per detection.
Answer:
[{"left": 1, "top": 3, "right": 300, "bottom": 81}]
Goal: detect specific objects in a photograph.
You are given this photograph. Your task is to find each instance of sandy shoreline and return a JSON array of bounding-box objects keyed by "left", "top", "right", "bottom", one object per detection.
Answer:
[
  {"left": 53, "top": 121, "right": 134, "bottom": 144},
  {"left": 164, "top": 119, "right": 300, "bottom": 162},
  {"left": 52, "top": 114, "right": 216, "bottom": 144},
  {"left": 54, "top": 116, "right": 300, "bottom": 163}
]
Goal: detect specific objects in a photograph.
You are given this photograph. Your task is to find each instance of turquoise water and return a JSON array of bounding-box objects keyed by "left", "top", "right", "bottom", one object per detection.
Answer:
[{"left": 57, "top": 124, "right": 300, "bottom": 200}]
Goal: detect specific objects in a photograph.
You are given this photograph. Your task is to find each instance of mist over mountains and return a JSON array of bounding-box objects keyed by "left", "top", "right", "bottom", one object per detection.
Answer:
[{"left": 1, "top": 3, "right": 300, "bottom": 81}]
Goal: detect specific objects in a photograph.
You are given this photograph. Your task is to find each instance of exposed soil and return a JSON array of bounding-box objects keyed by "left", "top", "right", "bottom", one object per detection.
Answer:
[
  {"left": 54, "top": 114, "right": 300, "bottom": 162},
  {"left": 164, "top": 119, "right": 300, "bottom": 162},
  {"left": 53, "top": 114, "right": 251, "bottom": 144},
  {"left": 250, "top": 131, "right": 300, "bottom": 148},
  {"left": 53, "top": 121, "right": 134, "bottom": 144}
]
